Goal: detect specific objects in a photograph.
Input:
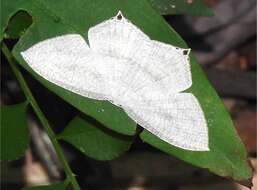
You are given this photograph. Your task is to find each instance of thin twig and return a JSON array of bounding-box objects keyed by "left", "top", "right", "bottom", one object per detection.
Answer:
[{"left": 1, "top": 42, "right": 81, "bottom": 190}]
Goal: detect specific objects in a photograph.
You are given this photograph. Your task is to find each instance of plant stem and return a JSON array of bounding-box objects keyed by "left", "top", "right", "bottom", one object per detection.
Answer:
[{"left": 1, "top": 42, "right": 81, "bottom": 190}]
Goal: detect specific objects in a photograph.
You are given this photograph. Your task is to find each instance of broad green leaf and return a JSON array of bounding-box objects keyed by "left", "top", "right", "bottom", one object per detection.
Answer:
[
  {"left": 58, "top": 116, "right": 132, "bottom": 160},
  {"left": 0, "top": 102, "right": 29, "bottom": 161},
  {"left": 22, "top": 182, "right": 66, "bottom": 190},
  {"left": 149, "top": 0, "right": 214, "bottom": 16},
  {"left": 140, "top": 56, "right": 252, "bottom": 182},
  {"left": 2, "top": 0, "right": 252, "bottom": 182},
  {"left": 4, "top": 10, "right": 32, "bottom": 39}
]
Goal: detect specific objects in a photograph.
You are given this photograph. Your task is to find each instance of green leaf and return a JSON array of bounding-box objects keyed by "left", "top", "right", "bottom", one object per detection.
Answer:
[
  {"left": 1, "top": 0, "right": 252, "bottom": 182},
  {"left": 22, "top": 182, "right": 66, "bottom": 190},
  {"left": 149, "top": 0, "right": 214, "bottom": 16},
  {"left": 0, "top": 102, "right": 29, "bottom": 161},
  {"left": 4, "top": 10, "right": 33, "bottom": 39},
  {"left": 140, "top": 56, "right": 253, "bottom": 182},
  {"left": 58, "top": 116, "right": 132, "bottom": 160}
]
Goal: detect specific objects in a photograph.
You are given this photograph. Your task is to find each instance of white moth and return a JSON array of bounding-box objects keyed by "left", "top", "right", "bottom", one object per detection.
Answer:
[{"left": 21, "top": 11, "right": 209, "bottom": 151}]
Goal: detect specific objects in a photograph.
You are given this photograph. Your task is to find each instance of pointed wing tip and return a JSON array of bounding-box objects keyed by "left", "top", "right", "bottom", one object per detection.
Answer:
[
  {"left": 176, "top": 130, "right": 210, "bottom": 152},
  {"left": 194, "top": 128, "right": 210, "bottom": 152},
  {"left": 20, "top": 50, "right": 25, "bottom": 56},
  {"left": 197, "top": 144, "right": 210, "bottom": 151},
  {"left": 20, "top": 50, "right": 29, "bottom": 61},
  {"left": 183, "top": 144, "right": 210, "bottom": 152},
  {"left": 181, "top": 142, "right": 210, "bottom": 152},
  {"left": 194, "top": 138, "right": 210, "bottom": 151},
  {"left": 20, "top": 48, "right": 33, "bottom": 62}
]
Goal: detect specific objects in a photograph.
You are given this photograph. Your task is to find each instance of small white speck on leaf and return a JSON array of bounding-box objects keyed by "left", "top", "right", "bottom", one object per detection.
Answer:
[{"left": 79, "top": 147, "right": 85, "bottom": 153}]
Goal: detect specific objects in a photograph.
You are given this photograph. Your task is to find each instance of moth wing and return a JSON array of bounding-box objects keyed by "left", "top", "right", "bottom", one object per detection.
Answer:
[
  {"left": 88, "top": 12, "right": 191, "bottom": 94},
  {"left": 125, "top": 93, "right": 209, "bottom": 151},
  {"left": 133, "top": 40, "right": 192, "bottom": 94},
  {"left": 21, "top": 34, "right": 109, "bottom": 100},
  {"left": 88, "top": 12, "right": 150, "bottom": 59}
]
